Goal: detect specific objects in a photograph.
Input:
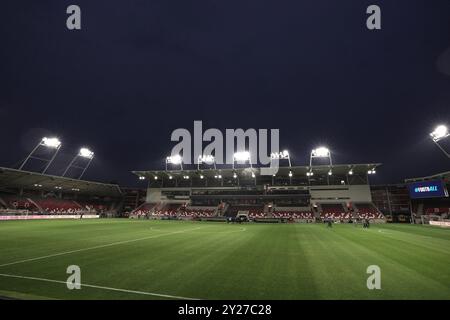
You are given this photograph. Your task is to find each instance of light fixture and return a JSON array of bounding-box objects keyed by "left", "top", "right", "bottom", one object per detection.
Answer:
[
  {"left": 198, "top": 155, "right": 215, "bottom": 164},
  {"left": 78, "top": 147, "right": 94, "bottom": 159},
  {"left": 288, "top": 171, "right": 293, "bottom": 177},
  {"left": 234, "top": 151, "right": 251, "bottom": 161},
  {"left": 41, "top": 137, "right": 61, "bottom": 148},
  {"left": 166, "top": 155, "right": 182, "bottom": 165},
  {"left": 430, "top": 125, "right": 449, "bottom": 142},
  {"left": 311, "top": 147, "right": 330, "bottom": 158}
]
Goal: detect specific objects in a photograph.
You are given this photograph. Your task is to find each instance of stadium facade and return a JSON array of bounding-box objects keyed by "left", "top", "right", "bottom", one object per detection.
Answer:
[{"left": 0, "top": 162, "right": 449, "bottom": 226}]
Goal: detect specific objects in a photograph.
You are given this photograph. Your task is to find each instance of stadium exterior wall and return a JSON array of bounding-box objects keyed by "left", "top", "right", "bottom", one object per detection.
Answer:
[{"left": 146, "top": 184, "right": 372, "bottom": 204}]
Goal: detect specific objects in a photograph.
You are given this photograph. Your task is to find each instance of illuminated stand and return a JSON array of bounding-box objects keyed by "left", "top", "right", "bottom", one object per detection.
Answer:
[
  {"left": 165, "top": 155, "right": 183, "bottom": 171},
  {"left": 309, "top": 147, "right": 332, "bottom": 177},
  {"left": 62, "top": 148, "right": 95, "bottom": 179},
  {"left": 19, "top": 137, "right": 62, "bottom": 174},
  {"left": 430, "top": 125, "right": 450, "bottom": 159}
]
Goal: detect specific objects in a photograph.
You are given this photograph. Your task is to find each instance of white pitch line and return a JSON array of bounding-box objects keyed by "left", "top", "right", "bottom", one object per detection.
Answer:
[
  {"left": 0, "top": 227, "right": 202, "bottom": 268},
  {"left": 0, "top": 273, "right": 199, "bottom": 300}
]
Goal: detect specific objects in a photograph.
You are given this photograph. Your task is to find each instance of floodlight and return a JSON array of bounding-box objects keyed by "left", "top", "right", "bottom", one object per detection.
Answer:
[
  {"left": 328, "top": 170, "right": 332, "bottom": 176},
  {"left": 167, "top": 155, "right": 182, "bottom": 164},
  {"left": 430, "top": 125, "right": 449, "bottom": 142},
  {"left": 348, "top": 169, "right": 353, "bottom": 175},
  {"left": 233, "top": 172, "right": 237, "bottom": 179},
  {"left": 41, "top": 137, "right": 61, "bottom": 148},
  {"left": 154, "top": 176, "right": 158, "bottom": 180},
  {"left": 312, "top": 147, "right": 330, "bottom": 157},
  {"left": 218, "top": 175, "right": 222, "bottom": 179},
  {"left": 63, "top": 146, "right": 95, "bottom": 179},
  {"left": 306, "top": 171, "right": 314, "bottom": 177},
  {"left": 251, "top": 172, "right": 256, "bottom": 178},
  {"left": 139, "top": 176, "right": 145, "bottom": 180},
  {"left": 168, "top": 175, "right": 173, "bottom": 180},
  {"left": 199, "top": 175, "right": 204, "bottom": 179},
  {"left": 199, "top": 155, "right": 215, "bottom": 164},
  {"left": 79, "top": 147, "right": 94, "bottom": 159},
  {"left": 368, "top": 169, "right": 376, "bottom": 175},
  {"left": 288, "top": 171, "right": 293, "bottom": 177},
  {"left": 234, "top": 151, "right": 251, "bottom": 161},
  {"left": 20, "top": 136, "right": 62, "bottom": 172}
]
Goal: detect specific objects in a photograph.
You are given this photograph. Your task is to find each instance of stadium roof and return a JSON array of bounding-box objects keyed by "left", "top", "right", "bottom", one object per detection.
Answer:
[
  {"left": 133, "top": 163, "right": 382, "bottom": 179},
  {"left": 404, "top": 171, "right": 450, "bottom": 183},
  {"left": 0, "top": 167, "right": 122, "bottom": 197}
]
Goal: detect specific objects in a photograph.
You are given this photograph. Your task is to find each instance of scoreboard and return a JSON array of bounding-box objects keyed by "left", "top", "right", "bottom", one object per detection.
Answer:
[{"left": 408, "top": 180, "right": 449, "bottom": 199}]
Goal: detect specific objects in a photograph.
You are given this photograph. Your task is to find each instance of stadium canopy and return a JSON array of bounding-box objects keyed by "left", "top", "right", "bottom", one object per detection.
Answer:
[
  {"left": 133, "top": 163, "right": 382, "bottom": 180},
  {"left": 0, "top": 167, "right": 122, "bottom": 197},
  {"left": 404, "top": 171, "right": 450, "bottom": 183}
]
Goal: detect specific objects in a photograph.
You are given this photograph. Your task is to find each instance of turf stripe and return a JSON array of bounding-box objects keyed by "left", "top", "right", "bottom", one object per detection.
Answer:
[{"left": 0, "top": 227, "right": 202, "bottom": 268}]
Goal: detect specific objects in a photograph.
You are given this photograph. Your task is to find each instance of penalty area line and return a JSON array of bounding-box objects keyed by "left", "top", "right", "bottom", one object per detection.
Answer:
[
  {"left": 0, "top": 273, "right": 199, "bottom": 300},
  {"left": 0, "top": 227, "right": 202, "bottom": 268}
]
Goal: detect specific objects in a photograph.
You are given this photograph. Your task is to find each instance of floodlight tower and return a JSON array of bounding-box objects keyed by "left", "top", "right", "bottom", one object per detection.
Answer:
[
  {"left": 197, "top": 155, "right": 216, "bottom": 170},
  {"left": 232, "top": 151, "right": 252, "bottom": 169},
  {"left": 62, "top": 147, "right": 95, "bottom": 179},
  {"left": 270, "top": 150, "right": 292, "bottom": 168},
  {"left": 165, "top": 155, "right": 183, "bottom": 171},
  {"left": 19, "top": 137, "right": 62, "bottom": 173},
  {"left": 309, "top": 147, "right": 332, "bottom": 176},
  {"left": 430, "top": 125, "right": 450, "bottom": 159}
]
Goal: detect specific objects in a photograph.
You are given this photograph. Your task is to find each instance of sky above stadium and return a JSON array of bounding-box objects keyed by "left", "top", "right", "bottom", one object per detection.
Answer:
[{"left": 1, "top": 0, "right": 449, "bottom": 186}]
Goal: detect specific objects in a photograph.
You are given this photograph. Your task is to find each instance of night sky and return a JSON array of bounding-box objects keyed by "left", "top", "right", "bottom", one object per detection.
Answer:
[{"left": 1, "top": 1, "right": 449, "bottom": 186}]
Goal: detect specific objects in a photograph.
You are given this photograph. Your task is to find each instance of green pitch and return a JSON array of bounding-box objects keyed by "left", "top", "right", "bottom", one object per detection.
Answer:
[{"left": 0, "top": 219, "right": 448, "bottom": 300}]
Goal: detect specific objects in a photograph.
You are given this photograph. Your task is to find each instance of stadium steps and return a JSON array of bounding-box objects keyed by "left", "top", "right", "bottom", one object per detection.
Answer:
[
  {"left": 0, "top": 197, "right": 7, "bottom": 209},
  {"left": 27, "top": 198, "right": 43, "bottom": 212},
  {"left": 416, "top": 203, "right": 424, "bottom": 216}
]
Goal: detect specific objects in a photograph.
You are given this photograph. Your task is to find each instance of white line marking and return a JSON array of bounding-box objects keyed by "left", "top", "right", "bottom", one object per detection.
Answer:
[
  {"left": 0, "top": 227, "right": 202, "bottom": 268},
  {"left": 0, "top": 273, "right": 199, "bottom": 300},
  {"left": 150, "top": 227, "right": 246, "bottom": 234},
  {"left": 377, "top": 229, "right": 393, "bottom": 235}
]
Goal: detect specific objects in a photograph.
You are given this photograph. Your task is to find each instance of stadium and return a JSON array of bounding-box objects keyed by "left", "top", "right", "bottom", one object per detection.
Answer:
[
  {"left": 0, "top": 132, "right": 449, "bottom": 300},
  {"left": 1, "top": 0, "right": 450, "bottom": 306}
]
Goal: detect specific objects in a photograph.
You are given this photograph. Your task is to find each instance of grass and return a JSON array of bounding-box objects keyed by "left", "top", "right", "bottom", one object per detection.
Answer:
[{"left": 0, "top": 219, "right": 448, "bottom": 300}]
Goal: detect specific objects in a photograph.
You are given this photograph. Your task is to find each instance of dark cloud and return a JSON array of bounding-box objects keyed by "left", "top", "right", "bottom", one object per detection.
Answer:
[{"left": 0, "top": 0, "right": 449, "bottom": 185}]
